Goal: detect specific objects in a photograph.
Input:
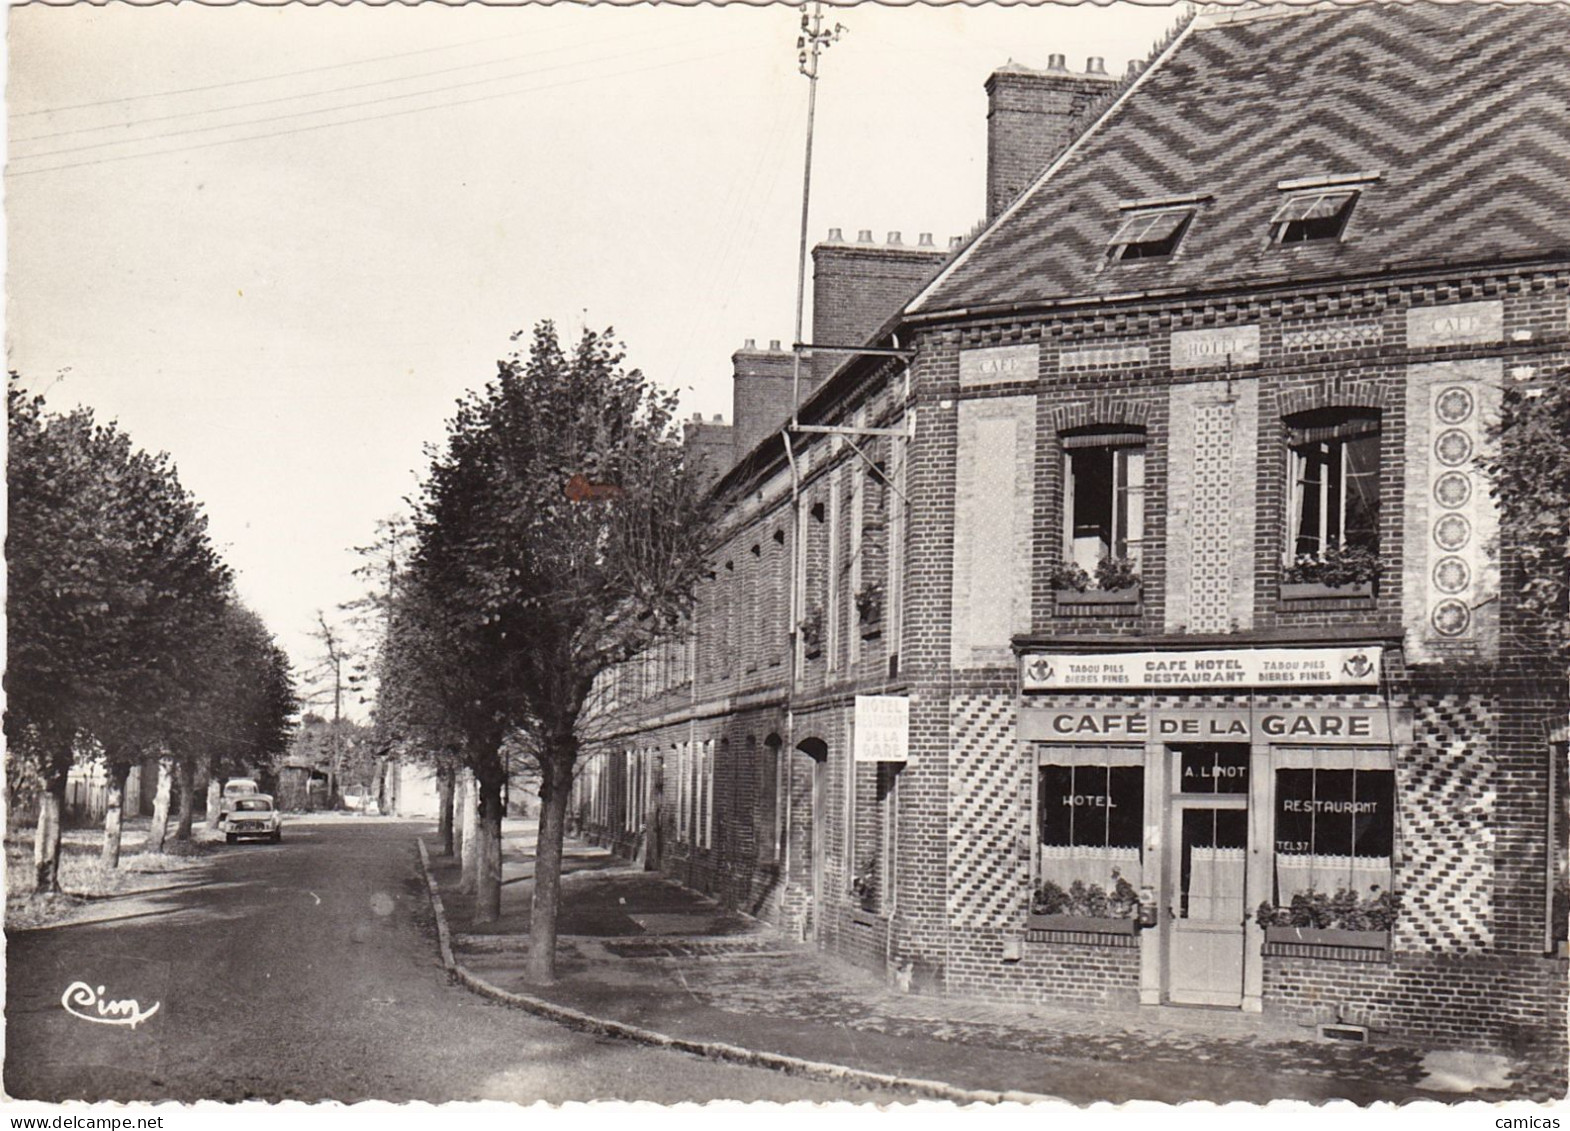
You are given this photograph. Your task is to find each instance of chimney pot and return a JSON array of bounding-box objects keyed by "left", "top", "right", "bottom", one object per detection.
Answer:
[
  {"left": 744, "top": 337, "right": 756, "bottom": 350},
  {"left": 918, "top": 232, "right": 935, "bottom": 247},
  {"left": 949, "top": 235, "right": 964, "bottom": 249},
  {"left": 1086, "top": 56, "right": 1107, "bottom": 75},
  {"left": 887, "top": 230, "right": 902, "bottom": 246},
  {"left": 1047, "top": 52, "right": 1067, "bottom": 72},
  {"left": 857, "top": 228, "right": 874, "bottom": 244},
  {"left": 1127, "top": 59, "right": 1141, "bottom": 77},
  {"left": 827, "top": 226, "right": 843, "bottom": 243},
  {"left": 769, "top": 339, "right": 782, "bottom": 351},
  {"left": 692, "top": 412, "right": 703, "bottom": 422},
  {"left": 713, "top": 414, "right": 724, "bottom": 422}
]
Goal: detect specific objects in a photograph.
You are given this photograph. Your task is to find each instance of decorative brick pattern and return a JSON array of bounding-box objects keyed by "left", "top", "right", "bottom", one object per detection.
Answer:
[
  {"left": 1281, "top": 321, "right": 1384, "bottom": 351},
  {"left": 1190, "top": 403, "right": 1236, "bottom": 633},
  {"left": 1058, "top": 344, "right": 1151, "bottom": 370},
  {"left": 1396, "top": 694, "right": 1497, "bottom": 953},
  {"left": 1403, "top": 359, "right": 1504, "bottom": 662},
  {"left": 946, "top": 694, "right": 1027, "bottom": 929}
]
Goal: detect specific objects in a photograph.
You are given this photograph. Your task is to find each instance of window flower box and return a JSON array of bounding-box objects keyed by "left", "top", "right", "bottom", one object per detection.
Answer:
[
  {"left": 1282, "top": 544, "right": 1379, "bottom": 597},
  {"left": 1027, "top": 913, "right": 1139, "bottom": 935},
  {"left": 1055, "top": 586, "right": 1141, "bottom": 606},
  {"left": 1280, "top": 579, "right": 1374, "bottom": 601},
  {"left": 1262, "top": 925, "right": 1389, "bottom": 949},
  {"left": 848, "top": 907, "right": 885, "bottom": 929},
  {"left": 1051, "top": 556, "right": 1141, "bottom": 612}
]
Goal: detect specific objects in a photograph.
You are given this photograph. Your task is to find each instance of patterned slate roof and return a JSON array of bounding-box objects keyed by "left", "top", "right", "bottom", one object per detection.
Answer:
[{"left": 911, "top": 2, "right": 1570, "bottom": 316}]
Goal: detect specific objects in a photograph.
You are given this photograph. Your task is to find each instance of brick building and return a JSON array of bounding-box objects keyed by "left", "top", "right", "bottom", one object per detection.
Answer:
[{"left": 573, "top": 2, "right": 1570, "bottom": 1054}]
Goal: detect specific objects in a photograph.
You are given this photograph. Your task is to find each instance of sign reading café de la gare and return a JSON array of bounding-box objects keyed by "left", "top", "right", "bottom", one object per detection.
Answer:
[
  {"left": 1019, "top": 705, "right": 1411, "bottom": 745},
  {"left": 1019, "top": 646, "right": 1381, "bottom": 692}
]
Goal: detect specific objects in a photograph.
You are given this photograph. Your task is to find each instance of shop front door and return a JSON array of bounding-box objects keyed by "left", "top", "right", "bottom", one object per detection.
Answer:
[{"left": 1167, "top": 798, "right": 1249, "bottom": 1006}]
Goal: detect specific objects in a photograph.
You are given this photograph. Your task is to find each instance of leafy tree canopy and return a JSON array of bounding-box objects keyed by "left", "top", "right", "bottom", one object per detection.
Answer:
[{"left": 1486, "top": 373, "right": 1570, "bottom": 663}]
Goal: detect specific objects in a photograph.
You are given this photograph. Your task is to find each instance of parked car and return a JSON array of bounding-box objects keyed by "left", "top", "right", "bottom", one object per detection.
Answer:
[
  {"left": 219, "top": 778, "right": 260, "bottom": 818},
  {"left": 221, "top": 794, "right": 282, "bottom": 844}
]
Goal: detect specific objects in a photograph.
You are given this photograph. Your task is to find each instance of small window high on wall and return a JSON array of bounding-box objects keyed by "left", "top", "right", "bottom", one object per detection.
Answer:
[
  {"left": 1286, "top": 409, "right": 1379, "bottom": 562},
  {"left": 1062, "top": 428, "right": 1145, "bottom": 582},
  {"left": 1035, "top": 747, "right": 1144, "bottom": 909}
]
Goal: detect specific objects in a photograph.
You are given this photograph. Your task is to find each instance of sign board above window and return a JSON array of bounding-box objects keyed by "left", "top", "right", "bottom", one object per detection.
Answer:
[
  {"left": 1019, "top": 706, "right": 1411, "bottom": 746},
  {"left": 958, "top": 344, "right": 1038, "bottom": 389},
  {"left": 1170, "top": 325, "right": 1260, "bottom": 370},
  {"left": 854, "top": 695, "right": 909, "bottom": 763},
  {"left": 1020, "top": 645, "right": 1381, "bottom": 691}
]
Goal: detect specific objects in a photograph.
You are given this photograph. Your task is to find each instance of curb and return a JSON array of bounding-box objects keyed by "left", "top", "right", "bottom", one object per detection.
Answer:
[{"left": 414, "top": 837, "right": 1056, "bottom": 1105}]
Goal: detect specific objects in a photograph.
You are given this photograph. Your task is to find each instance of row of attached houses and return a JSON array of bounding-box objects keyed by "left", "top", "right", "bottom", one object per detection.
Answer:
[{"left": 570, "top": 1, "right": 1570, "bottom": 1056}]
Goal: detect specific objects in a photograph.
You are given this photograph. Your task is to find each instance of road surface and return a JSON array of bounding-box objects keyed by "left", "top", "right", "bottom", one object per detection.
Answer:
[{"left": 5, "top": 818, "right": 894, "bottom": 1104}]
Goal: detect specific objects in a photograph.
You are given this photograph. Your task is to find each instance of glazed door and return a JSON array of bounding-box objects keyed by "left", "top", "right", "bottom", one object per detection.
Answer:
[{"left": 1167, "top": 800, "right": 1249, "bottom": 1006}]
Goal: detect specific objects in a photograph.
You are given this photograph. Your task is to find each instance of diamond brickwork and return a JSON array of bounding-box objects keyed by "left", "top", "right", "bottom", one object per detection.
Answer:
[
  {"left": 1395, "top": 694, "right": 1497, "bottom": 954},
  {"left": 1281, "top": 321, "right": 1384, "bottom": 351},
  {"left": 947, "top": 693, "right": 1028, "bottom": 929},
  {"left": 1190, "top": 402, "right": 1236, "bottom": 634}
]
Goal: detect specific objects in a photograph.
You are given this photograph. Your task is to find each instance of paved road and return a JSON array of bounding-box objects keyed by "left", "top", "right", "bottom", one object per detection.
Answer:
[{"left": 5, "top": 819, "right": 896, "bottom": 1104}]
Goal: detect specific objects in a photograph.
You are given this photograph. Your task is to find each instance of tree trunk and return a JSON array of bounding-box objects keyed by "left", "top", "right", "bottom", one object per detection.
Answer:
[
  {"left": 458, "top": 771, "right": 479, "bottom": 894},
  {"left": 33, "top": 755, "right": 70, "bottom": 894},
  {"left": 437, "top": 765, "right": 455, "bottom": 857},
  {"left": 526, "top": 748, "right": 574, "bottom": 984},
  {"left": 175, "top": 761, "right": 196, "bottom": 840},
  {"left": 101, "top": 761, "right": 133, "bottom": 870},
  {"left": 473, "top": 763, "right": 505, "bottom": 925},
  {"left": 205, "top": 776, "right": 223, "bottom": 829},
  {"left": 146, "top": 760, "right": 173, "bottom": 854}
]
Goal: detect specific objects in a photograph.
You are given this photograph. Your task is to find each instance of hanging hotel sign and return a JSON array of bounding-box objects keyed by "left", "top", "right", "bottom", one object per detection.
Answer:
[
  {"left": 853, "top": 695, "right": 909, "bottom": 763},
  {"left": 1019, "top": 646, "right": 1381, "bottom": 691}
]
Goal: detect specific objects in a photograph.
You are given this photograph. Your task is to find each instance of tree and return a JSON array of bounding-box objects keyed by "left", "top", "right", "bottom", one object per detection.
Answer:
[
  {"left": 5, "top": 382, "right": 231, "bottom": 890},
  {"left": 402, "top": 323, "right": 714, "bottom": 980},
  {"left": 1485, "top": 372, "right": 1570, "bottom": 663}
]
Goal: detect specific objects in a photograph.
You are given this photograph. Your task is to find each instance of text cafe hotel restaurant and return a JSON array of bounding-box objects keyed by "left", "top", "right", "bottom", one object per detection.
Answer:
[{"left": 1017, "top": 639, "right": 1465, "bottom": 1022}]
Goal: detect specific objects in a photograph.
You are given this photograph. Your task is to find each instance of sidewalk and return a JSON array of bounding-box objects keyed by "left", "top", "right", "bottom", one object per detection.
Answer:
[{"left": 421, "top": 822, "right": 1566, "bottom": 1105}]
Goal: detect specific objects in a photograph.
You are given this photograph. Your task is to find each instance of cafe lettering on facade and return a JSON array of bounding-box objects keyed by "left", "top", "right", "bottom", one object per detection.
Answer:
[
  {"left": 1017, "top": 645, "right": 1412, "bottom": 1011},
  {"left": 571, "top": 4, "right": 1568, "bottom": 1060}
]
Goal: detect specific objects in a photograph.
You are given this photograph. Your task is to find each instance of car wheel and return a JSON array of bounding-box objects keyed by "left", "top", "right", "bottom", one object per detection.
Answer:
[
  {"left": 226, "top": 833, "right": 237, "bottom": 844},
  {"left": 271, "top": 830, "right": 282, "bottom": 843}
]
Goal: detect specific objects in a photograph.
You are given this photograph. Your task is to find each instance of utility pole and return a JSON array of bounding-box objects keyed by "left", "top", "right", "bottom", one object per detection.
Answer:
[{"left": 314, "top": 610, "right": 346, "bottom": 807}]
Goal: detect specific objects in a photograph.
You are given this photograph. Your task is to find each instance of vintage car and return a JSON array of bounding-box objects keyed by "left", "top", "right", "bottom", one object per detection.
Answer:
[
  {"left": 219, "top": 777, "right": 260, "bottom": 818},
  {"left": 221, "top": 794, "right": 282, "bottom": 844}
]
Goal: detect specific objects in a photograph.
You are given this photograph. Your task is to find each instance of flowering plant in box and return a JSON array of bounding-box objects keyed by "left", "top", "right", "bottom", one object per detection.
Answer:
[
  {"left": 1254, "top": 885, "right": 1401, "bottom": 931},
  {"left": 1283, "top": 543, "right": 1380, "bottom": 589},
  {"left": 1031, "top": 871, "right": 1141, "bottom": 918}
]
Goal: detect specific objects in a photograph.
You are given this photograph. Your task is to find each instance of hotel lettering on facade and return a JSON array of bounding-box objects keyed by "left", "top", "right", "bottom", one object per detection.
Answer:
[{"left": 572, "top": 3, "right": 1570, "bottom": 1052}]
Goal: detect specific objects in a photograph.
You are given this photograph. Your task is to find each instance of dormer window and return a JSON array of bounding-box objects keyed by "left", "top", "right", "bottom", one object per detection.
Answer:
[
  {"left": 1270, "top": 190, "right": 1358, "bottom": 244},
  {"left": 1107, "top": 208, "right": 1193, "bottom": 261}
]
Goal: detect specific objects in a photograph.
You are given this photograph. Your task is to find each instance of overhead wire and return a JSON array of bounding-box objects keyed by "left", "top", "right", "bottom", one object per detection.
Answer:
[
  {"left": 12, "top": 26, "right": 544, "bottom": 118},
  {"left": 8, "top": 40, "right": 774, "bottom": 178},
  {"left": 12, "top": 31, "right": 753, "bottom": 162},
  {"left": 13, "top": 24, "right": 662, "bottom": 145}
]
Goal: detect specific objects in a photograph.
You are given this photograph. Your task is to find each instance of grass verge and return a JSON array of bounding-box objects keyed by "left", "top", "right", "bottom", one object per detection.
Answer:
[{"left": 5, "top": 818, "right": 221, "bottom": 929}]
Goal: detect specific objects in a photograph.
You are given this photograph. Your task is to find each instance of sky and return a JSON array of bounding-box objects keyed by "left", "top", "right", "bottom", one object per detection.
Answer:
[{"left": 6, "top": 0, "right": 1186, "bottom": 708}]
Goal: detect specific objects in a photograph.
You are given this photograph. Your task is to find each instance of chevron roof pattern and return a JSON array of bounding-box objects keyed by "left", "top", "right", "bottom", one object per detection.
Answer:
[{"left": 912, "top": 2, "right": 1570, "bottom": 316}]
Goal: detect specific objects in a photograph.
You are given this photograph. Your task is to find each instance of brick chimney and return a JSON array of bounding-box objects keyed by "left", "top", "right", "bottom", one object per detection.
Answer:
[
  {"left": 683, "top": 410, "right": 735, "bottom": 489},
  {"left": 811, "top": 228, "right": 948, "bottom": 383},
  {"left": 730, "top": 339, "right": 798, "bottom": 465},
  {"left": 985, "top": 57, "right": 1118, "bottom": 221}
]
